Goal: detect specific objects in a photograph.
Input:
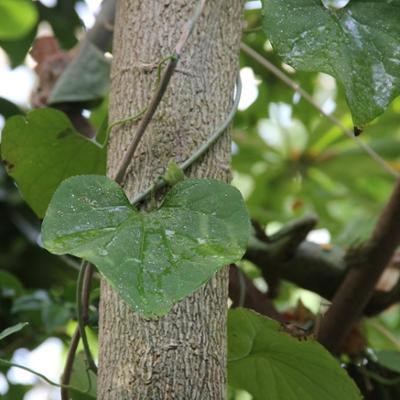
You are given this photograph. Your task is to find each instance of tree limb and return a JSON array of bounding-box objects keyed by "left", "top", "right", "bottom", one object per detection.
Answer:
[
  {"left": 246, "top": 222, "right": 400, "bottom": 316},
  {"left": 229, "top": 264, "right": 283, "bottom": 322},
  {"left": 317, "top": 179, "right": 400, "bottom": 353}
]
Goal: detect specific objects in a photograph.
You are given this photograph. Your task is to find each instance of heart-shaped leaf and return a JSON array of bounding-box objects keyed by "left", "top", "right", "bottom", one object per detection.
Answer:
[
  {"left": 261, "top": 0, "right": 400, "bottom": 127},
  {"left": 228, "top": 309, "right": 361, "bottom": 400},
  {"left": 1, "top": 108, "right": 106, "bottom": 217},
  {"left": 42, "top": 176, "right": 250, "bottom": 317}
]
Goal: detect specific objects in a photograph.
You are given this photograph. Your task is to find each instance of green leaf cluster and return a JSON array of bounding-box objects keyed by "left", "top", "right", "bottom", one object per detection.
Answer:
[{"left": 0, "top": 0, "right": 399, "bottom": 398}]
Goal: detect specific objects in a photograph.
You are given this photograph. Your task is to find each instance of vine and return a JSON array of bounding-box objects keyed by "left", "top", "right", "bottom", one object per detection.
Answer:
[{"left": 59, "top": 1, "right": 245, "bottom": 398}]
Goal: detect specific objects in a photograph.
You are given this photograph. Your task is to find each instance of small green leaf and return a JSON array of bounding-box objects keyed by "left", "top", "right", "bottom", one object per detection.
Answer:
[
  {"left": 1, "top": 108, "right": 106, "bottom": 217},
  {"left": 261, "top": 0, "right": 400, "bottom": 126},
  {"left": 0, "top": 322, "right": 29, "bottom": 341},
  {"left": 49, "top": 42, "right": 111, "bottom": 105},
  {"left": 228, "top": 309, "right": 361, "bottom": 400},
  {"left": 375, "top": 350, "right": 400, "bottom": 374},
  {"left": 0, "top": 0, "right": 38, "bottom": 40},
  {"left": 163, "top": 161, "right": 185, "bottom": 186},
  {"left": 42, "top": 176, "right": 250, "bottom": 317}
]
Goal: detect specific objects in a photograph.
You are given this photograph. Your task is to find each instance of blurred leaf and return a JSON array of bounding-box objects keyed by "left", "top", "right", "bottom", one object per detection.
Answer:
[
  {"left": 0, "top": 26, "right": 38, "bottom": 68},
  {"left": 37, "top": 0, "right": 83, "bottom": 49},
  {"left": 0, "top": 322, "right": 28, "bottom": 341},
  {"left": 262, "top": 0, "right": 400, "bottom": 126},
  {"left": 0, "top": 270, "right": 24, "bottom": 297},
  {"left": 41, "top": 302, "right": 71, "bottom": 333},
  {"left": 11, "top": 291, "right": 49, "bottom": 314},
  {"left": 2, "top": 384, "right": 31, "bottom": 400},
  {"left": 49, "top": 42, "right": 111, "bottom": 105},
  {"left": 70, "top": 352, "right": 97, "bottom": 399},
  {"left": 375, "top": 350, "right": 400, "bottom": 374},
  {"left": 0, "top": 0, "right": 38, "bottom": 40},
  {"left": 42, "top": 176, "right": 250, "bottom": 317},
  {"left": 228, "top": 308, "right": 361, "bottom": 400},
  {"left": 0, "top": 97, "right": 23, "bottom": 119},
  {"left": 1, "top": 108, "right": 106, "bottom": 217}
]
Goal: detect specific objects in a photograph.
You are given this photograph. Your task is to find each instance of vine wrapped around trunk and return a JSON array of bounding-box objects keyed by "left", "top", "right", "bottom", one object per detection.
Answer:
[{"left": 98, "top": 1, "right": 243, "bottom": 398}]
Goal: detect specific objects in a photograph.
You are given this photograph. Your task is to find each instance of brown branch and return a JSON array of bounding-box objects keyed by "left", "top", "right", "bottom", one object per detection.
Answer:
[
  {"left": 228, "top": 265, "right": 283, "bottom": 322},
  {"left": 77, "top": 262, "right": 97, "bottom": 373},
  {"left": 113, "top": 0, "right": 207, "bottom": 184},
  {"left": 246, "top": 229, "right": 400, "bottom": 316},
  {"left": 60, "top": 328, "right": 80, "bottom": 400},
  {"left": 366, "top": 278, "right": 400, "bottom": 316},
  {"left": 317, "top": 179, "right": 400, "bottom": 353},
  {"left": 246, "top": 240, "right": 346, "bottom": 299},
  {"left": 60, "top": 261, "right": 95, "bottom": 400},
  {"left": 363, "top": 250, "right": 400, "bottom": 316}
]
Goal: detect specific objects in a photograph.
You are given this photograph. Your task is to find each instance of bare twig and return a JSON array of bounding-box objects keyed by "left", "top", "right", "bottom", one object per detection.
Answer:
[
  {"left": 240, "top": 42, "right": 399, "bottom": 179},
  {"left": 60, "top": 328, "right": 81, "bottom": 400},
  {"left": 113, "top": 0, "right": 207, "bottom": 184},
  {"left": 229, "top": 265, "right": 283, "bottom": 321},
  {"left": 61, "top": 261, "right": 96, "bottom": 400},
  {"left": 77, "top": 262, "right": 97, "bottom": 373},
  {"left": 0, "top": 358, "right": 88, "bottom": 395},
  {"left": 317, "top": 179, "right": 400, "bottom": 353}
]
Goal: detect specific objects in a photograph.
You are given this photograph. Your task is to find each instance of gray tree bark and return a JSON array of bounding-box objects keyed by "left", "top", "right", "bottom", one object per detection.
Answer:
[{"left": 98, "top": 1, "right": 243, "bottom": 398}]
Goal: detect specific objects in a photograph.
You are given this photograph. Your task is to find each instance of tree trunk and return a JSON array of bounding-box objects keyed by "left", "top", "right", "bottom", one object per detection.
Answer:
[{"left": 98, "top": 1, "right": 242, "bottom": 398}]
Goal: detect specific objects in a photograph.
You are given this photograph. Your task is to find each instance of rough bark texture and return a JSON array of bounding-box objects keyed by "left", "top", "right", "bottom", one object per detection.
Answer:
[{"left": 98, "top": 1, "right": 243, "bottom": 399}]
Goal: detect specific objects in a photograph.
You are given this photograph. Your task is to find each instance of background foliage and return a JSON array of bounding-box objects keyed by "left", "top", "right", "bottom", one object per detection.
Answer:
[{"left": 0, "top": 1, "right": 399, "bottom": 399}]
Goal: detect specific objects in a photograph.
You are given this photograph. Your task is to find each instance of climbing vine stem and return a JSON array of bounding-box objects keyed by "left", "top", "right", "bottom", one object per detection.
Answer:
[
  {"left": 129, "top": 73, "right": 242, "bottom": 205},
  {"left": 0, "top": 358, "right": 90, "bottom": 395},
  {"left": 63, "top": 0, "right": 211, "bottom": 394},
  {"left": 113, "top": 0, "right": 207, "bottom": 184}
]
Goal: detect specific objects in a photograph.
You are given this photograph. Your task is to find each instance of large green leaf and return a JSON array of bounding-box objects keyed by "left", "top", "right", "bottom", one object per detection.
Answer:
[
  {"left": 1, "top": 108, "right": 106, "bottom": 217},
  {"left": 261, "top": 0, "right": 400, "bottom": 127},
  {"left": 0, "top": 0, "right": 38, "bottom": 40},
  {"left": 228, "top": 309, "right": 361, "bottom": 400},
  {"left": 42, "top": 176, "right": 250, "bottom": 317}
]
